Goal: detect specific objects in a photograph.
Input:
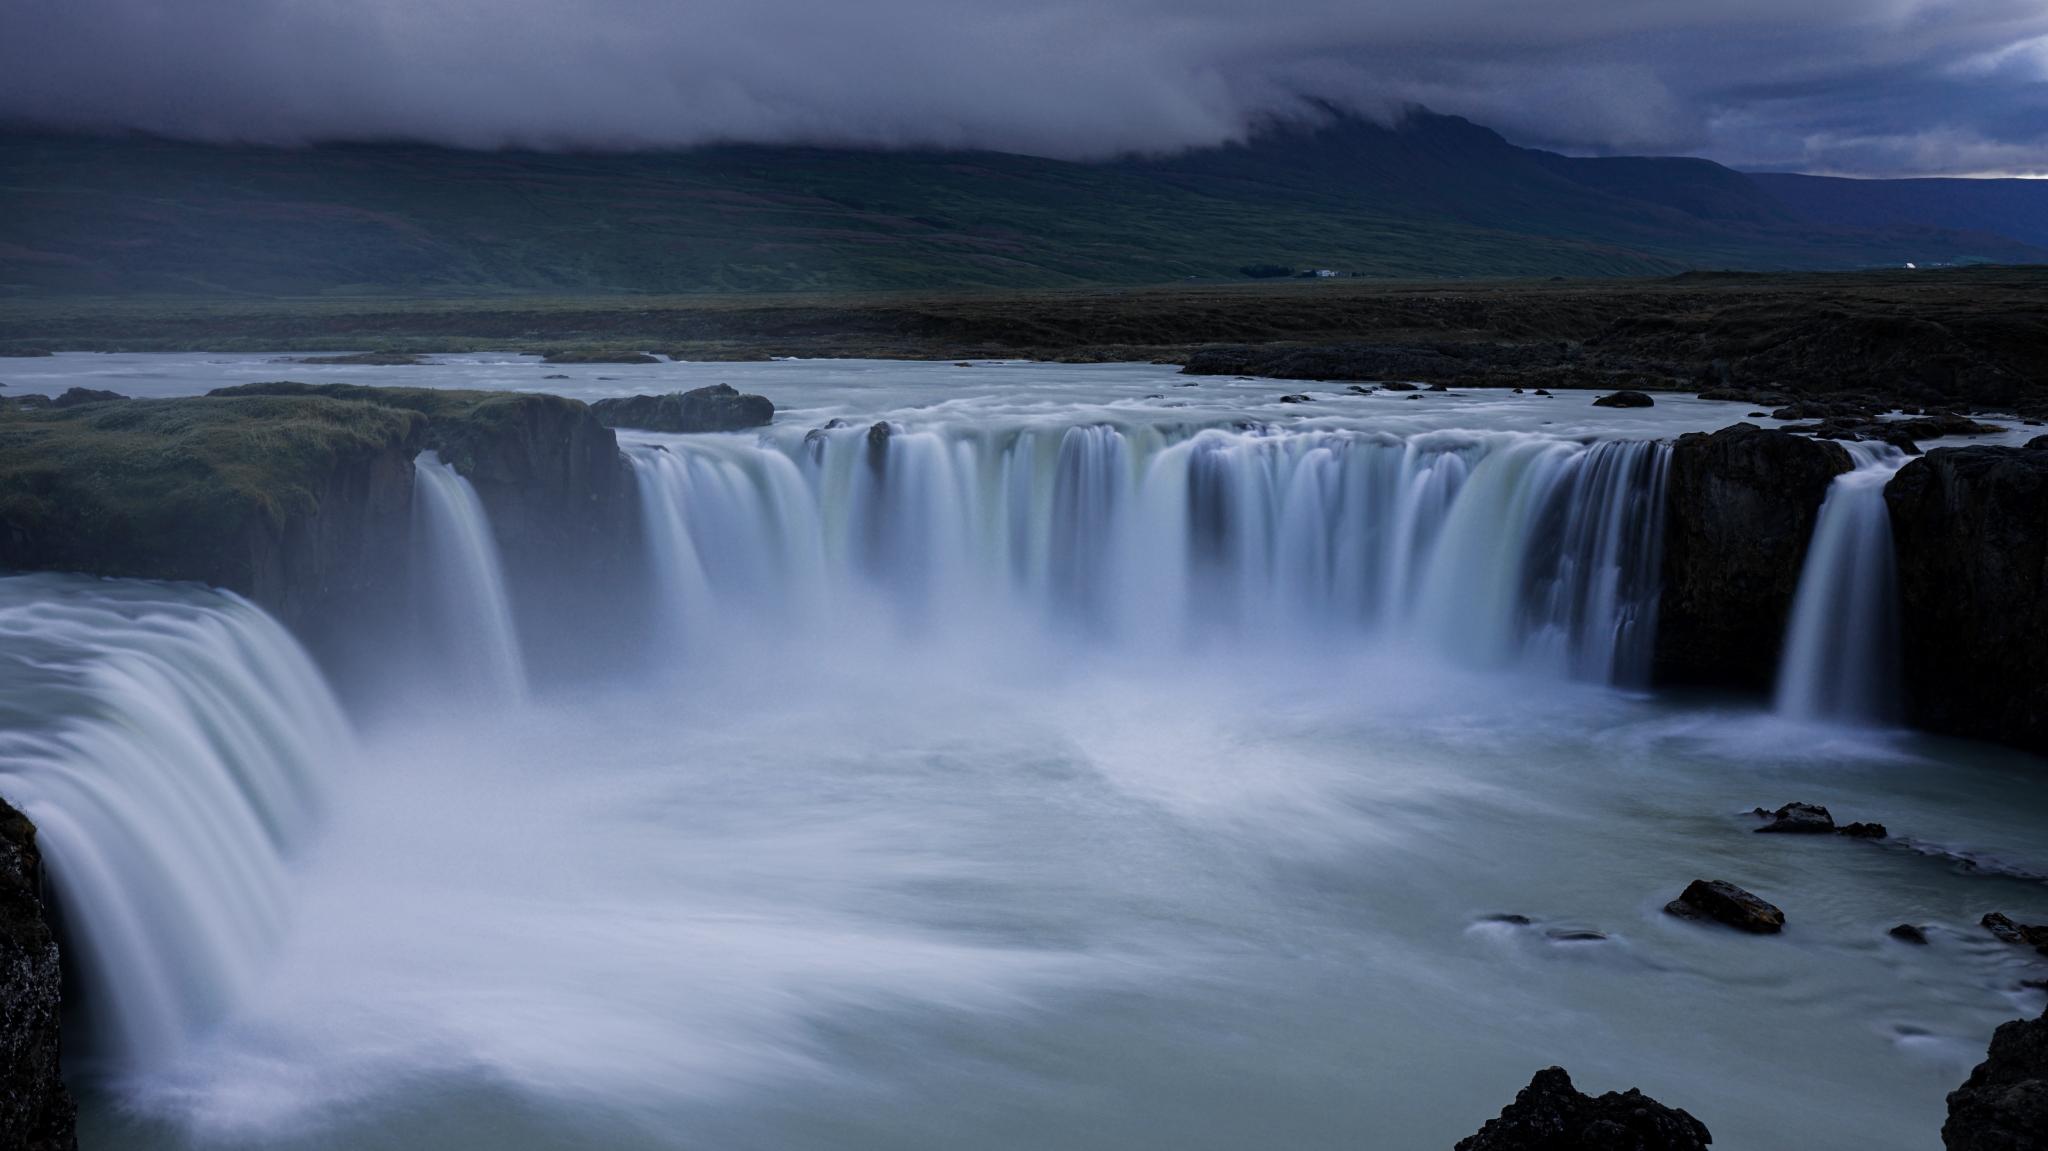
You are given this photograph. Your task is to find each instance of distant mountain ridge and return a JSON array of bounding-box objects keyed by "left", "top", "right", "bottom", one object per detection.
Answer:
[
  {"left": 1, "top": 111, "right": 2041, "bottom": 297},
  {"left": 1746, "top": 172, "right": 2048, "bottom": 249}
]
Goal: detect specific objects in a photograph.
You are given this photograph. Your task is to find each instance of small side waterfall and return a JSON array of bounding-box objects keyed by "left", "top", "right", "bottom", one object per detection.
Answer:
[
  {"left": 627, "top": 424, "right": 1670, "bottom": 685},
  {"left": 1775, "top": 446, "right": 1907, "bottom": 724},
  {"left": 412, "top": 451, "right": 528, "bottom": 704},
  {"left": 0, "top": 574, "right": 351, "bottom": 1074}
]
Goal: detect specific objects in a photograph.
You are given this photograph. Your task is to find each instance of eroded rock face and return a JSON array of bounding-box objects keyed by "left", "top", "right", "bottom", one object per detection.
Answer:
[
  {"left": 1945, "top": 1006, "right": 2048, "bottom": 1151},
  {"left": 1655, "top": 424, "right": 1853, "bottom": 690},
  {"left": 0, "top": 800, "right": 78, "bottom": 1151},
  {"left": 589, "top": 384, "right": 773, "bottom": 433},
  {"left": 1754, "top": 802, "right": 1834, "bottom": 833},
  {"left": 1457, "top": 1066, "right": 1712, "bottom": 1150},
  {"left": 1886, "top": 445, "right": 2048, "bottom": 754}
]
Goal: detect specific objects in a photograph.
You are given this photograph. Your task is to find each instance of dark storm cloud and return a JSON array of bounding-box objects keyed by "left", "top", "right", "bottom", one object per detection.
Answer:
[{"left": 2, "top": 0, "right": 2046, "bottom": 174}]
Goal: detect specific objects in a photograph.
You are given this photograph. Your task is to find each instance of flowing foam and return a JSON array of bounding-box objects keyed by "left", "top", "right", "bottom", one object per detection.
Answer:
[
  {"left": 1775, "top": 444, "right": 1907, "bottom": 724},
  {"left": 411, "top": 450, "right": 528, "bottom": 705},
  {"left": 628, "top": 423, "right": 1669, "bottom": 685},
  {"left": 0, "top": 574, "right": 350, "bottom": 1074}
]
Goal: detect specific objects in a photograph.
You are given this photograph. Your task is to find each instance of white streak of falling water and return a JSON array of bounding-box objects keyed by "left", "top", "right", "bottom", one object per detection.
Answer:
[
  {"left": 411, "top": 451, "right": 528, "bottom": 704},
  {"left": 1775, "top": 444, "right": 1908, "bottom": 724},
  {"left": 629, "top": 425, "right": 1669, "bottom": 685},
  {"left": 0, "top": 575, "right": 350, "bottom": 1075}
]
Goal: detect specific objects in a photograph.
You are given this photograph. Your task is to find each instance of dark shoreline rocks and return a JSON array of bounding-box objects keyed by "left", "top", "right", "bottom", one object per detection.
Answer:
[
  {"left": 1945, "top": 1005, "right": 2048, "bottom": 1150},
  {"left": 590, "top": 384, "right": 773, "bottom": 433},
  {"left": 0, "top": 799, "right": 77, "bottom": 1151},
  {"left": 1886, "top": 444, "right": 2048, "bottom": 754},
  {"left": 1457, "top": 1066, "right": 1711, "bottom": 1150},
  {"left": 1655, "top": 424, "right": 1852, "bottom": 690},
  {"left": 1666, "top": 880, "right": 1785, "bottom": 933}
]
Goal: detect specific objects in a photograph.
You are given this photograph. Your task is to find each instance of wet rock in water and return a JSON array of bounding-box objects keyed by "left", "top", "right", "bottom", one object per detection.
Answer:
[
  {"left": 543, "top": 374, "right": 570, "bottom": 379},
  {"left": 589, "top": 384, "right": 774, "bottom": 433},
  {"left": 1593, "top": 390, "right": 1655, "bottom": 408},
  {"left": 1456, "top": 1066, "right": 1711, "bottom": 1151},
  {"left": 1666, "top": 879, "right": 1785, "bottom": 933},
  {"left": 1754, "top": 802, "right": 1835, "bottom": 833},
  {"left": 1278, "top": 394, "right": 1313, "bottom": 403},
  {"left": 1982, "top": 913, "right": 2048, "bottom": 953},
  {"left": 1887, "top": 447, "right": 2048, "bottom": 754},
  {"left": 1943, "top": 1005, "right": 2048, "bottom": 1150},
  {"left": 1533, "top": 388, "right": 1552, "bottom": 395},
  {"left": 0, "top": 799, "right": 78, "bottom": 1151},
  {"left": 297, "top": 351, "right": 427, "bottom": 366},
  {"left": 49, "top": 387, "right": 125, "bottom": 407},
  {"left": 1348, "top": 384, "right": 1374, "bottom": 394},
  {"left": 1891, "top": 924, "right": 1930, "bottom": 944},
  {"left": 2028, "top": 435, "right": 2048, "bottom": 450},
  {"left": 1483, "top": 914, "right": 1534, "bottom": 925},
  {"left": 1383, "top": 381, "right": 1420, "bottom": 391},
  {"left": 1656, "top": 424, "right": 1853, "bottom": 690},
  {"left": 1837, "top": 822, "right": 1888, "bottom": 838}
]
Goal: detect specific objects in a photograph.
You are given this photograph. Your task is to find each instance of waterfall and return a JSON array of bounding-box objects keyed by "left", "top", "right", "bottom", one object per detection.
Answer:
[
  {"left": 412, "top": 451, "right": 528, "bottom": 704},
  {"left": 627, "top": 424, "right": 1669, "bottom": 684},
  {"left": 0, "top": 574, "right": 351, "bottom": 1074},
  {"left": 1775, "top": 446, "right": 1907, "bottom": 724}
]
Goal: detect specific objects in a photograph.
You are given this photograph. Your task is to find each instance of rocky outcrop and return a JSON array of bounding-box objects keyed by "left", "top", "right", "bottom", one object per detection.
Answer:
[
  {"left": 1457, "top": 1066, "right": 1711, "bottom": 1150},
  {"left": 1593, "top": 390, "right": 1654, "bottom": 408},
  {"left": 1944, "top": 1006, "right": 2048, "bottom": 1150},
  {"left": 541, "top": 350, "right": 662, "bottom": 365},
  {"left": 1753, "top": 802, "right": 1834, "bottom": 833},
  {"left": 3, "top": 384, "right": 645, "bottom": 686},
  {"left": 1665, "top": 880, "right": 1785, "bottom": 933},
  {"left": 0, "top": 800, "right": 77, "bottom": 1151},
  {"left": 1885, "top": 445, "right": 2048, "bottom": 753},
  {"left": 1655, "top": 424, "right": 1853, "bottom": 689},
  {"left": 589, "top": 384, "right": 774, "bottom": 433}
]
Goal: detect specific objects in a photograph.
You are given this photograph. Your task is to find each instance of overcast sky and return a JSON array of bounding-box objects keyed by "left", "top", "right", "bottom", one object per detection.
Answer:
[{"left": 3, "top": 0, "right": 2045, "bottom": 175}]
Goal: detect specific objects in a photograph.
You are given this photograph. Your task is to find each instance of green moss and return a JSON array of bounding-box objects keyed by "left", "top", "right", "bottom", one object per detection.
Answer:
[
  {"left": 0, "top": 394, "right": 422, "bottom": 581},
  {"left": 206, "top": 382, "right": 587, "bottom": 476}
]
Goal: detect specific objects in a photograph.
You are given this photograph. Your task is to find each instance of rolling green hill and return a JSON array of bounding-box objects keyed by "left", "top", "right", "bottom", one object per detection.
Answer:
[{"left": 3, "top": 111, "right": 2042, "bottom": 298}]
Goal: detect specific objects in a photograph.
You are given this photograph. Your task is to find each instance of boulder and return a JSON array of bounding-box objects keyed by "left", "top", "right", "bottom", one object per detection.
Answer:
[
  {"left": 0, "top": 800, "right": 78, "bottom": 1151},
  {"left": 1665, "top": 879, "right": 1785, "bottom": 933},
  {"left": 1594, "top": 391, "right": 1655, "bottom": 408},
  {"left": 1837, "top": 822, "right": 1887, "bottom": 838},
  {"left": 1456, "top": 1066, "right": 1712, "bottom": 1150},
  {"left": 589, "top": 384, "right": 774, "bottom": 433},
  {"left": 1981, "top": 913, "right": 2048, "bottom": 954},
  {"left": 1656, "top": 424, "right": 1853, "bottom": 690},
  {"left": 1754, "top": 802, "right": 1834, "bottom": 833},
  {"left": 1885, "top": 446, "right": 2048, "bottom": 753},
  {"left": 1890, "top": 924, "right": 1930, "bottom": 944},
  {"left": 1944, "top": 1006, "right": 2048, "bottom": 1150},
  {"left": 48, "top": 387, "right": 124, "bottom": 408}
]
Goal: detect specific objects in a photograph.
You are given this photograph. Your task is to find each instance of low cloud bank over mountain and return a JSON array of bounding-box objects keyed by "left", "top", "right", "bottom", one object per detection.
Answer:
[{"left": 3, "top": 0, "right": 2045, "bottom": 174}]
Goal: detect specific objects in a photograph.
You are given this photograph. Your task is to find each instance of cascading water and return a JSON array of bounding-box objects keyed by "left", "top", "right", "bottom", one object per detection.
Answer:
[
  {"left": 0, "top": 573, "right": 350, "bottom": 1075},
  {"left": 411, "top": 450, "right": 528, "bottom": 704},
  {"left": 1775, "top": 443, "right": 1908, "bottom": 724},
  {"left": 627, "top": 423, "right": 1669, "bottom": 685}
]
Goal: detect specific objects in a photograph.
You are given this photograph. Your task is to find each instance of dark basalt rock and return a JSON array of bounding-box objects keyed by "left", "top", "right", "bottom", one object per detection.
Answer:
[
  {"left": 1383, "top": 381, "right": 1420, "bottom": 391},
  {"left": 1754, "top": 802, "right": 1834, "bottom": 833},
  {"left": 1838, "top": 822, "right": 1888, "bottom": 838},
  {"left": 1656, "top": 424, "right": 1853, "bottom": 690},
  {"left": 1278, "top": 394, "right": 1314, "bottom": 403},
  {"left": 1891, "top": 924, "right": 1930, "bottom": 944},
  {"left": 1981, "top": 913, "right": 2048, "bottom": 954},
  {"left": 1886, "top": 445, "right": 2048, "bottom": 753},
  {"left": 1594, "top": 390, "right": 1655, "bottom": 408},
  {"left": 0, "top": 799, "right": 78, "bottom": 1151},
  {"left": 49, "top": 387, "right": 125, "bottom": 408},
  {"left": 297, "top": 351, "right": 429, "bottom": 366},
  {"left": 589, "top": 384, "right": 774, "bottom": 433},
  {"left": 1456, "top": 1066, "right": 1711, "bottom": 1150},
  {"left": 1944, "top": 1005, "right": 2048, "bottom": 1150},
  {"left": 1666, "top": 879, "right": 1785, "bottom": 933}
]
